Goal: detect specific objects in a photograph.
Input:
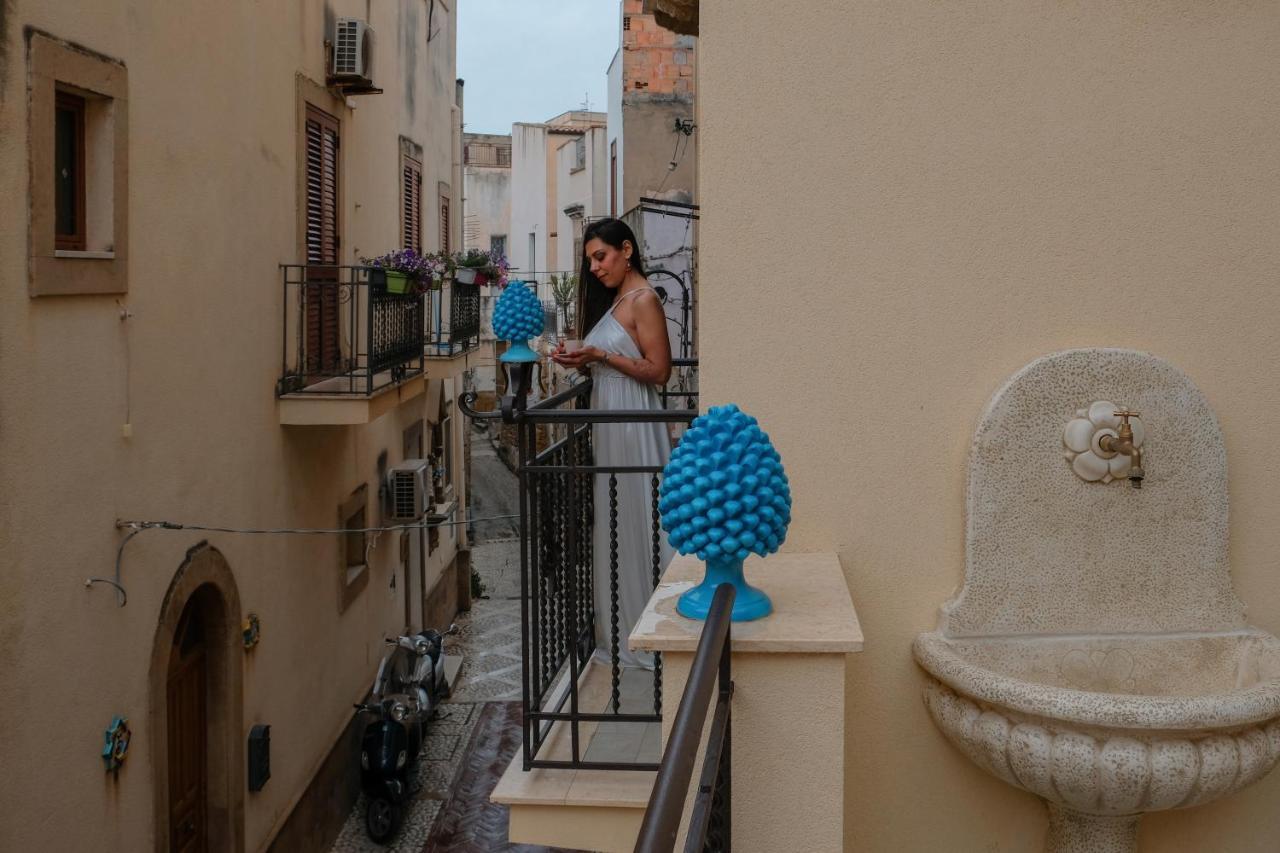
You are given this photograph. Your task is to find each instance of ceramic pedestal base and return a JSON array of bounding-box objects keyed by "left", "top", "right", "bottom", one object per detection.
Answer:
[
  {"left": 499, "top": 339, "right": 537, "bottom": 362},
  {"left": 676, "top": 558, "right": 772, "bottom": 621},
  {"left": 1046, "top": 804, "right": 1139, "bottom": 853}
]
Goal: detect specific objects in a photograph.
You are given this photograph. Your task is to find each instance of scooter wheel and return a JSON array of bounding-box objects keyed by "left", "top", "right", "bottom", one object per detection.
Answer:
[{"left": 365, "top": 796, "right": 402, "bottom": 845}]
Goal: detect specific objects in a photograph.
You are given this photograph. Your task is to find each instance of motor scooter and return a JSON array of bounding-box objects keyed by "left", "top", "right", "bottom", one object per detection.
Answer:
[{"left": 354, "top": 625, "right": 459, "bottom": 844}]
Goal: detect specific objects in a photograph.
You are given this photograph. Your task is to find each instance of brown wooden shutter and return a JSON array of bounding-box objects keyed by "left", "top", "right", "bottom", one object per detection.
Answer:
[
  {"left": 305, "top": 105, "right": 341, "bottom": 376},
  {"left": 440, "top": 197, "right": 450, "bottom": 254},
  {"left": 403, "top": 156, "right": 422, "bottom": 253}
]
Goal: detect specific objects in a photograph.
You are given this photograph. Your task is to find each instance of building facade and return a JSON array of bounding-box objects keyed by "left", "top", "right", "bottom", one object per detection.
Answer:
[
  {"left": 509, "top": 110, "right": 607, "bottom": 304},
  {"left": 607, "top": 0, "right": 697, "bottom": 217},
  {"left": 669, "top": 0, "right": 1280, "bottom": 850},
  {"left": 463, "top": 131, "right": 512, "bottom": 258},
  {"left": 0, "top": 2, "right": 471, "bottom": 851}
]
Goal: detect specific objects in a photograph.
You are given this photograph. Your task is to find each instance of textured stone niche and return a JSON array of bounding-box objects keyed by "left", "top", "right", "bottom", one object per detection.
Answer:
[
  {"left": 941, "top": 347, "right": 1244, "bottom": 638},
  {"left": 915, "top": 349, "right": 1280, "bottom": 853}
]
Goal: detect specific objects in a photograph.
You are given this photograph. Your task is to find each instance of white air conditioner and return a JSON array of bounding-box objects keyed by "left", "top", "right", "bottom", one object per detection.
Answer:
[
  {"left": 332, "top": 18, "right": 375, "bottom": 87},
  {"left": 386, "top": 459, "right": 430, "bottom": 522}
]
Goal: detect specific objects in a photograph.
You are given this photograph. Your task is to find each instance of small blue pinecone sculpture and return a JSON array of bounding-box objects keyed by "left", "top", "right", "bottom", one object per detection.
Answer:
[
  {"left": 659, "top": 404, "right": 792, "bottom": 564},
  {"left": 492, "top": 281, "right": 544, "bottom": 344}
]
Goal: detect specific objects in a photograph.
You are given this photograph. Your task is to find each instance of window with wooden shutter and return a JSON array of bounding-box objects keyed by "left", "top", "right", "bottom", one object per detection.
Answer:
[
  {"left": 402, "top": 155, "right": 422, "bottom": 253},
  {"left": 305, "top": 106, "right": 340, "bottom": 265},
  {"left": 304, "top": 105, "right": 342, "bottom": 377},
  {"left": 439, "top": 196, "right": 451, "bottom": 254}
]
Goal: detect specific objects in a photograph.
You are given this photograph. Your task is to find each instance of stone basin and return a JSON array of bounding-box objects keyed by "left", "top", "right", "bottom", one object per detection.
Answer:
[
  {"left": 916, "top": 350, "right": 1280, "bottom": 852},
  {"left": 915, "top": 631, "right": 1280, "bottom": 850}
]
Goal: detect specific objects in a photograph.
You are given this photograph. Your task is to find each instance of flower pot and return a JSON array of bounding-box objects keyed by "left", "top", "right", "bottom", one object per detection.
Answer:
[
  {"left": 386, "top": 271, "right": 411, "bottom": 294},
  {"left": 455, "top": 267, "right": 478, "bottom": 285},
  {"left": 368, "top": 268, "right": 388, "bottom": 292}
]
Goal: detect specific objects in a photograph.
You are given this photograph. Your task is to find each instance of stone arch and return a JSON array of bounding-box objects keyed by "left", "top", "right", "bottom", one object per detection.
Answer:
[{"left": 148, "top": 541, "right": 245, "bottom": 853}]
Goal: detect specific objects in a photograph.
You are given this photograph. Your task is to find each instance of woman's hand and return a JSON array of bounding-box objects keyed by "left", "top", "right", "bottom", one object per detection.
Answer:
[{"left": 551, "top": 345, "right": 605, "bottom": 369}]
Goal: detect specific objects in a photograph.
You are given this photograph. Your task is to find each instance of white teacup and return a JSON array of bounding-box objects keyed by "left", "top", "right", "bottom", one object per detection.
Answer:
[{"left": 562, "top": 338, "right": 583, "bottom": 353}]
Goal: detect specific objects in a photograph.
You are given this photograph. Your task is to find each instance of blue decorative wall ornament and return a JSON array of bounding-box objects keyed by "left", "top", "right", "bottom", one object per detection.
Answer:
[
  {"left": 242, "top": 612, "right": 261, "bottom": 650},
  {"left": 493, "top": 281, "right": 544, "bottom": 362},
  {"left": 102, "top": 716, "right": 132, "bottom": 774},
  {"left": 659, "top": 404, "right": 792, "bottom": 621}
]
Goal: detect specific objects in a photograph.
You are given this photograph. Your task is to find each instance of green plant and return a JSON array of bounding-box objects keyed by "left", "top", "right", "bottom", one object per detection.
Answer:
[
  {"left": 550, "top": 273, "right": 577, "bottom": 333},
  {"left": 455, "top": 248, "right": 491, "bottom": 269},
  {"left": 470, "top": 567, "right": 487, "bottom": 600}
]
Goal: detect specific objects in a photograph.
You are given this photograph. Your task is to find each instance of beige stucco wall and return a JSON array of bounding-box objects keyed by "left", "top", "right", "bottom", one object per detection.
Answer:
[
  {"left": 0, "top": 2, "right": 465, "bottom": 851},
  {"left": 697, "top": 2, "right": 1280, "bottom": 850}
]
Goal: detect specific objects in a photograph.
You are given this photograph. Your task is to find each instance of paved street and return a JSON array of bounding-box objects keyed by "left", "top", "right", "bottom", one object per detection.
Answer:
[{"left": 332, "top": 428, "right": 580, "bottom": 852}]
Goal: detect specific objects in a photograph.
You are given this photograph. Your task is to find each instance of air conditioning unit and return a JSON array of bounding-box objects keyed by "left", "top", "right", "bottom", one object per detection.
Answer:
[
  {"left": 386, "top": 459, "right": 430, "bottom": 522},
  {"left": 332, "top": 18, "right": 375, "bottom": 88}
]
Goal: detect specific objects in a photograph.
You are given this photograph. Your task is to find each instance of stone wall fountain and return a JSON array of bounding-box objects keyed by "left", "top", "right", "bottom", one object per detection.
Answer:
[{"left": 914, "top": 348, "right": 1280, "bottom": 852}]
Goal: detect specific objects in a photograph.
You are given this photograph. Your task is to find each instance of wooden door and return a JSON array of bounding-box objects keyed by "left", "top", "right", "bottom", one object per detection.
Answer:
[
  {"left": 168, "top": 602, "right": 208, "bottom": 853},
  {"left": 304, "top": 105, "right": 342, "bottom": 377}
]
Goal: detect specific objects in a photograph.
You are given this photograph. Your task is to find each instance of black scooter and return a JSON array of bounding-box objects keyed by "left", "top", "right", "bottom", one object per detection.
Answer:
[{"left": 354, "top": 626, "right": 458, "bottom": 844}]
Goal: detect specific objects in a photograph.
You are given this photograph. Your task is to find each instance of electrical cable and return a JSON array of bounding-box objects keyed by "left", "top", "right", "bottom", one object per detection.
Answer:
[
  {"left": 87, "top": 512, "right": 522, "bottom": 608},
  {"left": 114, "top": 514, "right": 518, "bottom": 535}
]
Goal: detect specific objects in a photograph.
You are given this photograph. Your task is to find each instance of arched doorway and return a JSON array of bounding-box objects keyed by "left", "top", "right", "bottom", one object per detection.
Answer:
[{"left": 150, "top": 542, "right": 244, "bottom": 853}]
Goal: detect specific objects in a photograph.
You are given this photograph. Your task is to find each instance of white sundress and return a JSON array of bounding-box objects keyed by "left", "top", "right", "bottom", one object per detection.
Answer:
[{"left": 583, "top": 288, "right": 675, "bottom": 670}]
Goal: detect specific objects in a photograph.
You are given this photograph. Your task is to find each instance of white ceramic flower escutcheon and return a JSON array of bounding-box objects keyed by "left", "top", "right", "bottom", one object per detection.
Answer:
[{"left": 1063, "top": 400, "right": 1146, "bottom": 483}]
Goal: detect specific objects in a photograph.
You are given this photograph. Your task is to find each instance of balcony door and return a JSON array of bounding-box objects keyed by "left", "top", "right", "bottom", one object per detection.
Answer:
[{"left": 304, "top": 104, "right": 342, "bottom": 378}]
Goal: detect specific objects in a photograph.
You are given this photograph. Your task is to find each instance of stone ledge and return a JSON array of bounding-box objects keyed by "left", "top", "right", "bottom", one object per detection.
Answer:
[{"left": 630, "top": 552, "right": 863, "bottom": 654}]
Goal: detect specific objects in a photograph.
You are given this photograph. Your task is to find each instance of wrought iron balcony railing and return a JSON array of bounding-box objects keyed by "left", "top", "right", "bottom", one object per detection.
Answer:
[
  {"left": 459, "top": 359, "right": 699, "bottom": 771},
  {"left": 277, "top": 264, "right": 427, "bottom": 397},
  {"left": 426, "top": 278, "right": 481, "bottom": 357}
]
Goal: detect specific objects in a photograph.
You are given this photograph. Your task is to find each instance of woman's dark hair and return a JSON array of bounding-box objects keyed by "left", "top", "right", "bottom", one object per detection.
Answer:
[{"left": 577, "top": 218, "right": 646, "bottom": 337}]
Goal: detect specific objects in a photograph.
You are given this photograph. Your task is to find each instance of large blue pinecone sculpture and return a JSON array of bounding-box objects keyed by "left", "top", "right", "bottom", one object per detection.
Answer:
[
  {"left": 660, "top": 404, "right": 792, "bottom": 565},
  {"left": 493, "top": 282, "right": 544, "bottom": 362}
]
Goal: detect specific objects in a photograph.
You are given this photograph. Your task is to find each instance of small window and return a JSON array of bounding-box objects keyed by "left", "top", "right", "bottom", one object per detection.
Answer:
[
  {"left": 573, "top": 136, "right": 586, "bottom": 171},
  {"left": 490, "top": 234, "right": 507, "bottom": 259},
  {"left": 55, "top": 91, "right": 86, "bottom": 251},
  {"left": 338, "top": 485, "right": 369, "bottom": 610},
  {"left": 28, "top": 32, "right": 128, "bottom": 296},
  {"left": 623, "top": 16, "right": 631, "bottom": 31}
]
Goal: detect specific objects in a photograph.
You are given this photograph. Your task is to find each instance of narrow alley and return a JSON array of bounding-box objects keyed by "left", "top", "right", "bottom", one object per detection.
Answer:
[{"left": 331, "top": 423, "right": 580, "bottom": 852}]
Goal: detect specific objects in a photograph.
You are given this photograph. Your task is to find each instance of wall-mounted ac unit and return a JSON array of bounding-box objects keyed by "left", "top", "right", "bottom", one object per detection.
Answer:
[
  {"left": 386, "top": 459, "right": 430, "bottom": 522},
  {"left": 332, "top": 18, "right": 375, "bottom": 89}
]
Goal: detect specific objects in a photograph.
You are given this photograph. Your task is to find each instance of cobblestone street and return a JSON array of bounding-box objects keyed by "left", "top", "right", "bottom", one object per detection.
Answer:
[{"left": 331, "top": 428, "right": 581, "bottom": 853}]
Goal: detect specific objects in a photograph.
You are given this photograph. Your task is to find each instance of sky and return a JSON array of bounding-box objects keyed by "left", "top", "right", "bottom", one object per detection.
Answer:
[{"left": 458, "top": 0, "right": 619, "bottom": 135}]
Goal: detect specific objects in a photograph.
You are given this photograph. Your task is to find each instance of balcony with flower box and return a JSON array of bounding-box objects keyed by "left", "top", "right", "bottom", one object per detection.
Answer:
[{"left": 275, "top": 264, "right": 429, "bottom": 425}]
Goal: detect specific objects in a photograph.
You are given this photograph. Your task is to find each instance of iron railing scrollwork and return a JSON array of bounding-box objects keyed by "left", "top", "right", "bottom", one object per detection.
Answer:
[
  {"left": 426, "top": 278, "right": 481, "bottom": 356},
  {"left": 277, "top": 264, "right": 426, "bottom": 397}
]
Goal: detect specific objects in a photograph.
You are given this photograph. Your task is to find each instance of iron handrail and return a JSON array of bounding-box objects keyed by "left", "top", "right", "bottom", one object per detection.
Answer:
[{"left": 635, "top": 583, "right": 735, "bottom": 853}]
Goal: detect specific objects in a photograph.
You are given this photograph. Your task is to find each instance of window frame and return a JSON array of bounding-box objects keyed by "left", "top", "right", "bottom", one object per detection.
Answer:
[
  {"left": 27, "top": 30, "right": 129, "bottom": 296},
  {"left": 338, "top": 484, "right": 370, "bottom": 611}
]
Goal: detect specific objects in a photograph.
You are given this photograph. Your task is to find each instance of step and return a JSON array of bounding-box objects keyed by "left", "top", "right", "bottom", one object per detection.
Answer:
[{"left": 491, "top": 659, "right": 659, "bottom": 853}]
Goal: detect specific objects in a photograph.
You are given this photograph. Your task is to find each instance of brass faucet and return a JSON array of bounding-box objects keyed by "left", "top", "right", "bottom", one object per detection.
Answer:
[{"left": 1099, "top": 410, "right": 1144, "bottom": 488}]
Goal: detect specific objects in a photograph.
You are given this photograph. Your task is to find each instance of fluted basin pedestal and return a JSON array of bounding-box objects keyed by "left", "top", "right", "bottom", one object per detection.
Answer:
[{"left": 1046, "top": 806, "right": 1138, "bottom": 853}]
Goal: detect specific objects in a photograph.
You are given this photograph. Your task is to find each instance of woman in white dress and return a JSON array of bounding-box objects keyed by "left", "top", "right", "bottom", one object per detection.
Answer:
[{"left": 551, "top": 218, "right": 674, "bottom": 671}]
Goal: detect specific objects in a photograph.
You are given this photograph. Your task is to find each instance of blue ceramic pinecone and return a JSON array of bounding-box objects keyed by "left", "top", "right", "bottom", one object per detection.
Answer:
[
  {"left": 491, "top": 282, "right": 544, "bottom": 343},
  {"left": 659, "top": 404, "right": 792, "bottom": 564}
]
